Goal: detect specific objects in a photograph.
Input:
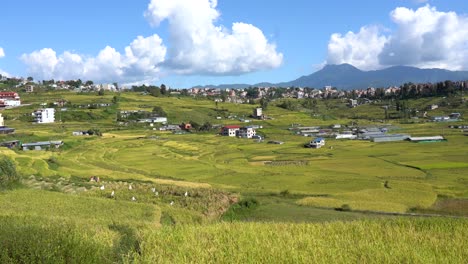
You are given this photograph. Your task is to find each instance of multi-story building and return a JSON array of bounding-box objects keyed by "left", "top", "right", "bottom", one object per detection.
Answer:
[
  {"left": 32, "top": 108, "right": 55, "bottom": 123},
  {"left": 0, "top": 92, "right": 21, "bottom": 107},
  {"left": 237, "top": 126, "right": 256, "bottom": 138},
  {"left": 221, "top": 125, "right": 241, "bottom": 137}
]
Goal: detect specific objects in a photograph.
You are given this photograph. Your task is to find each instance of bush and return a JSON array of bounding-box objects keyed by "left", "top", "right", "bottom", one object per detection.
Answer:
[
  {"left": 0, "top": 156, "right": 20, "bottom": 188},
  {"left": 335, "top": 204, "right": 351, "bottom": 211},
  {"left": 222, "top": 198, "right": 259, "bottom": 221}
]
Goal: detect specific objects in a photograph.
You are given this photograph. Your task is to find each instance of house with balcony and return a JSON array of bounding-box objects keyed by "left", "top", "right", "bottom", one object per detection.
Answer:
[
  {"left": 221, "top": 125, "right": 241, "bottom": 137},
  {"left": 238, "top": 126, "right": 256, "bottom": 138},
  {"left": 0, "top": 92, "right": 21, "bottom": 107},
  {"left": 32, "top": 108, "right": 55, "bottom": 123}
]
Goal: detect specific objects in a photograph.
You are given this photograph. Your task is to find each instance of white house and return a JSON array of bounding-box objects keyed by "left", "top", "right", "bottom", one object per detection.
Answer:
[
  {"left": 305, "top": 137, "right": 326, "bottom": 148},
  {"left": 238, "top": 126, "right": 256, "bottom": 138},
  {"left": 0, "top": 92, "right": 21, "bottom": 107},
  {"left": 32, "top": 108, "right": 55, "bottom": 123},
  {"left": 221, "top": 125, "right": 240, "bottom": 137},
  {"left": 26, "top": 85, "right": 34, "bottom": 93},
  {"left": 151, "top": 117, "right": 168, "bottom": 123},
  {"left": 101, "top": 84, "right": 117, "bottom": 91},
  {"left": 0, "top": 113, "right": 4, "bottom": 127}
]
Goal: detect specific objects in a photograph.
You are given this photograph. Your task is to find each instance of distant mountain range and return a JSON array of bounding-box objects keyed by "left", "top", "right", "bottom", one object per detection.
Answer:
[{"left": 193, "top": 64, "right": 468, "bottom": 90}]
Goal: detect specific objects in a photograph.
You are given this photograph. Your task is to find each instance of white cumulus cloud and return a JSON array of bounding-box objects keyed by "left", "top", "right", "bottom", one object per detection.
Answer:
[
  {"left": 327, "top": 5, "right": 468, "bottom": 71},
  {"left": 21, "top": 35, "right": 166, "bottom": 82},
  {"left": 145, "top": 0, "right": 283, "bottom": 75},
  {"left": 327, "top": 26, "right": 388, "bottom": 70},
  {"left": 20, "top": 0, "right": 282, "bottom": 82}
]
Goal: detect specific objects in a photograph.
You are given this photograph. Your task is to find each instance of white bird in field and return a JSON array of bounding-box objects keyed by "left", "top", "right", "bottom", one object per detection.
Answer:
[
  {"left": 155, "top": 191, "right": 159, "bottom": 196},
  {"left": 184, "top": 191, "right": 188, "bottom": 197},
  {"left": 170, "top": 201, "right": 174, "bottom": 206},
  {"left": 111, "top": 191, "right": 115, "bottom": 197},
  {"left": 129, "top": 185, "right": 133, "bottom": 190},
  {"left": 151, "top": 187, "right": 156, "bottom": 193},
  {"left": 100, "top": 185, "right": 105, "bottom": 190},
  {"left": 131, "top": 196, "right": 136, "bottom": 201}
]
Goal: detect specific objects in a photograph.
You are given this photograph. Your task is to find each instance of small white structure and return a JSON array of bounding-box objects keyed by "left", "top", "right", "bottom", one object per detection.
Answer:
[
  {"left": 428, "top": 104, "right": 438, "bottom": 110},
  {"left": 0, "top": 113, "right": 4, "bottom": 127},
  {"left": 137, "top": 117, "right": 168, "bottom": 123},
  {"left": 408, "top": 136, "right": 446, "bottom": 142},
  {"left": 253, "top": 107, "right": 263, "bottom": 119},
  {"left": 305, "top": 137, "right": 326, "bottom": 149},
  {"left": 335, "top": 133, "right": 357, "bottom": 140},
  {"left": 348, "top": 99, "right": 358, "bottom": 108},
  {"left": 32, "top": 108, "right": 55, "bottom": 123}
]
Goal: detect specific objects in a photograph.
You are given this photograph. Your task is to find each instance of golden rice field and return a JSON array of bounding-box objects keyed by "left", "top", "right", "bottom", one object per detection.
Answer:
[{"left": 0, "top": 90, "right": 467, "bottom": 262}]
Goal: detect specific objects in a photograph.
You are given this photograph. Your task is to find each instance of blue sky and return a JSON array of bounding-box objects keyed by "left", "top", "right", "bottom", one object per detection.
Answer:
[{"left": 0, "top": 0, "right": 467, "bottom": 87}]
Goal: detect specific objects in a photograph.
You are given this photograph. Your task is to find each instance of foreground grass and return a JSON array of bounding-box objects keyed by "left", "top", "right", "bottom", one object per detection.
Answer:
[
  {"left": 1, "top": 209, "right": 465, "bottom": 263},
  {"left": 132, "top": 218, "right": 467, "bottom": 263}
]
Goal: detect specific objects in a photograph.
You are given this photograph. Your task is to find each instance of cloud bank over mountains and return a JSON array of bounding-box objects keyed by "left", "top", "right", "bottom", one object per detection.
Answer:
[
  {"left": 21, "top": 0, "right": 282, "bottom": 83},
  {"left": 327, "top": 5, "right": 468, "bottom": 71}
]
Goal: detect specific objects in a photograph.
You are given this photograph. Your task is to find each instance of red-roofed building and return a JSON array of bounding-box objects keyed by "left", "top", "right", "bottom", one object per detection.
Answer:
[
  {"left": 221, "top": 125, "right": 241, "bottom": 137},
  {"left": 0, "top": 92, "right": 21, "bottom": 107},
  {"left": 0, "top": 92, "right": 20, "bottom": 99}
]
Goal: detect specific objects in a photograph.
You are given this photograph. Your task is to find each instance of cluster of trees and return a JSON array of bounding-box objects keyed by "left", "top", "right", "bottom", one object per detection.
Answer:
[
  {"left": 131, "top": 84, "right": 175, "bottom": 97},
  {"left": 188, "top": 121, "right": 215, "bottom": 132},
  {"left": 355, "top": 81, "right": 466, "bottom": 100},
  {"left": 0, "top": 76, "right": 22, "bottom": 86}
]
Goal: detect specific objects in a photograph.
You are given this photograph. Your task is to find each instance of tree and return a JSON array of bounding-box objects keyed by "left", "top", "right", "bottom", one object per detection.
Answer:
[
  {"left": 113, "top": 82, "right": 119, "bottom": 91},
  {"left": 98, "top": 89, "right": 105, "bottom": 96},
  {"left": 160, "top": 84, "right": 167, "bottom": 95},
  {"left": 220, "top": 90, "right": 228, "bottom": 102},
  {"left": 85, "top": 80, "right": 94, "bottom": 86},
  {"left": 27, "top": 76, "right": 34, "bottom": 82},
  {"left": 152, "top": 106, "right": 167, "bottom": 117},
  {"left": 260, "top": 97, "right": 269, "bottom": 110},
  {"left": 148, "top": 87, "right": 161, "bottom": 97}
]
